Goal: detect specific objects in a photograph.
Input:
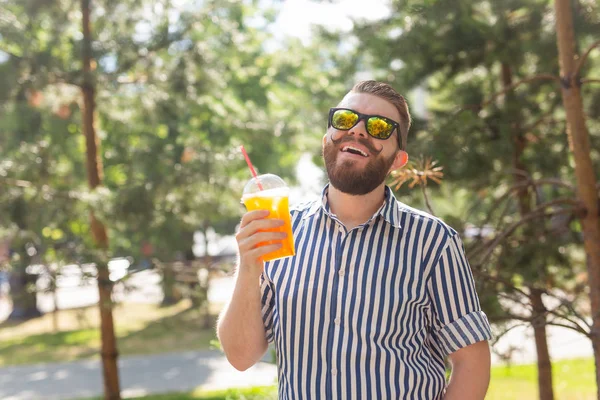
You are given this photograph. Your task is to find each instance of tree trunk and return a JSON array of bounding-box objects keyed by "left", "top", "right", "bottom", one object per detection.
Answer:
[
  {"left": 554, "top": 1, "right": 600, "bottom": 398},
  {"left": 531, "top": 289, "right": 555, "bottom": 400},
  {"left": 51, "top": 267, "right": 59, "bottom": 332},
  {"left": 8, "top": 269, "right": 41, "bottom": 320},
  {"left": 501, "top": 63, "right": 529, "bottom": 213},
  {"left": 7, "top": 209, "right": 43, "bottom": 320},
  {"left": 81, "top": 0, "right": 121, "bottom": 398},
  {"left": 161, "top": 261, "right": 180, "bottom": 306},
  {"left": 501, "top": 62, "right": 555, "bottom": 400},
  {"left": 202, "top": 222, "right": 212, "bottom": 328}
]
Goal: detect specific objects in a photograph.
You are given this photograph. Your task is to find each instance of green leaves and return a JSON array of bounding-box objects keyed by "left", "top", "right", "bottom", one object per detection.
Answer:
[
  {"left": 349, "top": 0, "right": 599, "bottom": 328},
  {"left": 1, "top": 0, "right": 351, "bottom": 265}
]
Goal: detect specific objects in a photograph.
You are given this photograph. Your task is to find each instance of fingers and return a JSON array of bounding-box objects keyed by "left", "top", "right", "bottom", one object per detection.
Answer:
[
  {"left": 239, "top": 210, "right": 270, "bottom": 229},
  {"left": 236, "top": 210, "right": 288, "bottom": 267},
  {"left": 251, "top": 243, "right": 284, "bottom": 262},
  {"left": 238, "top": 231, "right": 288, "bottom": 252},
  {"left": 238, "top": 242, "right": 283, "bottom": 276},
  {"left": 237, "top": 214, "right": 285, "bottom": 242}
]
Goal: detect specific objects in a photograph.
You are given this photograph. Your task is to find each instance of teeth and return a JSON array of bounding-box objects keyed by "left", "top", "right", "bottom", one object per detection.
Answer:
[{"left": 342, "top": 146, "right": 367, "bottom": 157}]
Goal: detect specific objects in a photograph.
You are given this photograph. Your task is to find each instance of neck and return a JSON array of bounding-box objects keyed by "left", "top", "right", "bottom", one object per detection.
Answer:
[{"left": 327, "top": 183, "right": 387, "bottom": 230}]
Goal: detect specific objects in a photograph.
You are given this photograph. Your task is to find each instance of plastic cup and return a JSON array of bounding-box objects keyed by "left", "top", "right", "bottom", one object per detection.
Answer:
[{"left": 241, "top": 174, "right": 295, "bottom": 262}]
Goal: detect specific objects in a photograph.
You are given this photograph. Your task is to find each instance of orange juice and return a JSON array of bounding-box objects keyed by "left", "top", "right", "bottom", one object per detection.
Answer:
[{"left": 242, "top": 190, "right": 295, "bottom": 262}]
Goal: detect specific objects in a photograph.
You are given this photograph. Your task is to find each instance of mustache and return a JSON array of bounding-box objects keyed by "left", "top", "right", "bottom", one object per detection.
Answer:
[{"left": 331, "top": 135, "right": 383, "bottom": 156}]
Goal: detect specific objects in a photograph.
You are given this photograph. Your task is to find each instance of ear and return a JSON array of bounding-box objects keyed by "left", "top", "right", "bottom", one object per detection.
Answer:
[
  {"left": 391, "top": 150, "right": 409, "bottom": 171},
  {"left": 322, "top": 133, "right": 328, "bottom": 150}
]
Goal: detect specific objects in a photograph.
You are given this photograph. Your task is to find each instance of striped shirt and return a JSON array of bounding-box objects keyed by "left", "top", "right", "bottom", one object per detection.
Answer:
[{"left": 260, "top": 185, "right": 492, "bottom": 399}]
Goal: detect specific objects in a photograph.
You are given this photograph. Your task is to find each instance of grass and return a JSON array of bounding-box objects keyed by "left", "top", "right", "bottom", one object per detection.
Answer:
[
  {"left": 81, "top": 386, "right": 278, "bottom": 400},
  {"left": 487, "top": 357, "right": 597, "bottom": 400},
  {"left": 141, "top": 386, "right": 277, "bottom": 400},
  {"left": 0, "top": 300, "right": 219, "bottom": 366}
]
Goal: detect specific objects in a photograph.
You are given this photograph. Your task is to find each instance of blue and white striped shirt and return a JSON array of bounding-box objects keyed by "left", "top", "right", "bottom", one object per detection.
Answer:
[{"left": 260, "top": 185, "right": 492, "bottom": 399}]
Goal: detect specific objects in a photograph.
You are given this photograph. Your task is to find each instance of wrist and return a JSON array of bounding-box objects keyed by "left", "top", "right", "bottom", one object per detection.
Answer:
[{"left": 237, "top": 258, "right": 264, "bottom": 280}]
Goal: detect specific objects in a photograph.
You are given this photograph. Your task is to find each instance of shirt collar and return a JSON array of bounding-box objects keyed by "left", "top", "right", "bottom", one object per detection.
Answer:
[
  {"left": 304, "top": 186, "right": 328, "bottom": 219},
  {"left": 303, "top": 184, "right": 402, "bottom": 229}
]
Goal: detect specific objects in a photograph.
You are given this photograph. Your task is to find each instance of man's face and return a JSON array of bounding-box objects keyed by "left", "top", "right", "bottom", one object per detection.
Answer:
[{"left": 323, "top": 92, "right": 407, "bottom": 195}]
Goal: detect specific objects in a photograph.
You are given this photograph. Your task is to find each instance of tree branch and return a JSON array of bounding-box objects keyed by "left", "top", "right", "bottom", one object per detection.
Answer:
[
  {"left": 0, "top": 8, "right": 25, "bottom": 31},
  {"left": 581, "top": 78, "right": 600, "bottom": 85},
  {"left": 421, "top": 183, "right": 436, "bottom": 216},
  {"left": 46, "top": 71, "right": 81, "bottom": 87},
  {"left": 531, "top": 178, "right": 575, "bottom": 191},
  {"left": 477, "top": 284, "right": 590, "bottom": 338},
  {"left": 561, "top": 298, "right": 593, "bottom": 329},
  {"left": 530, "top": 197, "right": 583, "bottom": 213},
  {"left": 491, "top": 195, "right": 515, "bottom": 240},
  {"left": 469, "top": 208, "right": 578, "bottom": 265},
  {"left": 0, "top": 177, "right": 80, "bottom": 199},
  {"left": 482, "top": 74, "right": 560, "bottom": 107},
  {"left": 473, "top": 270, "right": 531, "bottom": 299},
  {"left": 489, "top": 322, "right": 529, "bottom": 345},
  {"left": 546, "top": 321, "right": 590, "bottom": 337},
  {"left": 468, "top": 197, "right": 581, "bottom": 260},
  {"left": 0, "top": 177, "right": 33, "bottom": 188},
  {"left": 115, "top": 76, "right": 148, "bottom": 85},
  {"left": 546, "top": 309, "right": 591, "bottom": 335},
  {"left": 0, "top": 47, "right": 23, "bottom": 60},
  {"left": 465, "top": 180, "right": 576, "bottom": 255},
  {"left": 544, "top": 297, "right": 592, "bottom": 329},
  {"left": 458, "top": 74, "right": 561, "bottom": 113},
  {"left": 523, "top": 108, "right": 557, "bottom": 132},
  {"left": 484, "top": 277, "right": 590, "bottom": 336},
  {"left": 474, "top": 177, "right": 574, "bottom": 231},
  {"left": 574, "top": 40, "right": 600, "bottom": 77},
  {"left": 497, "top": 291, "right": 533, "bottom": 312}
]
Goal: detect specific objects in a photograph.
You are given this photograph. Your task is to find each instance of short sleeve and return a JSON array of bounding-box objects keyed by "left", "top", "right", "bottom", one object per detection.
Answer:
[
  {"left": 260, "top": 270, "right": 275, "bottom": 343},
  {"left": 427, "top": 233, "right": 492, "bottom": 355}
]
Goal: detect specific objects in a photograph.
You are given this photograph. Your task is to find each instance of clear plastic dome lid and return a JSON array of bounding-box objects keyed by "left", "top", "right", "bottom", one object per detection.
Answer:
[{"left": 242, "top": 174, "right": 288, "bottom": 197}]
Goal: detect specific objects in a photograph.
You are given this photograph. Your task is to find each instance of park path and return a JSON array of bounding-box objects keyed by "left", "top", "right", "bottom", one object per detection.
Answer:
[{"left": 0, "top": 349, "right": 277, "bottom": 400}]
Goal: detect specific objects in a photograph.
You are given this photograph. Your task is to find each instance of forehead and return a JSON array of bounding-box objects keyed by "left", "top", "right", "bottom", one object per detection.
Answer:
[{"left": 338, "top": 92, "right": 400, "bottom": 122}]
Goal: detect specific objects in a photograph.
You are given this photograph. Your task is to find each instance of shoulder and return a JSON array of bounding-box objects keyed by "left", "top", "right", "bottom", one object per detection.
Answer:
[
  {"left": 395, "top": 201, "right": 458, "bottom": 242},
  {"left": 394, "top": 203, "right": 468, "bottom": 272}
]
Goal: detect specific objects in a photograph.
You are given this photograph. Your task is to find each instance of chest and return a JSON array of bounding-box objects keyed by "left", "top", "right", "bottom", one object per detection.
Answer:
[{"left": 264, "top": 216, "right": 434, "bottom": 336}]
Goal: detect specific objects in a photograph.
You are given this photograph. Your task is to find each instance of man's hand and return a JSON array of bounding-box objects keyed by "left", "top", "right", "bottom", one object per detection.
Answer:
[
  {"left": 217, "top": 209, "right": 287, "bottom": 371},
  {"left": 444, "top": 340, "right": 491, "bottom": 400},
  {"left": 235, "top": 209, "right": 286, "bottom": 277}
]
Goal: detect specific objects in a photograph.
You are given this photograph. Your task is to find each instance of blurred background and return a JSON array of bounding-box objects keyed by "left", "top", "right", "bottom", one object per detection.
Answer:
[{"left": 0, "top": 0, "right": 599, "bottom": 399}]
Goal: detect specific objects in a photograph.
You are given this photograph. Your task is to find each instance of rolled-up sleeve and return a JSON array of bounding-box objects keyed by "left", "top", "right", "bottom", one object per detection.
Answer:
[
  {"left": 260, "top": 271, "right": 275, "bottom": 343},
  {"left": 427, "top": 233, "right": 492, "bottom": 355}
]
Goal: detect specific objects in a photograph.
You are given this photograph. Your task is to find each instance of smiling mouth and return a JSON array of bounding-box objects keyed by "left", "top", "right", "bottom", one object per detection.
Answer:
[{"left": 341, "top": 145, "right": 368, "bottom": 157}]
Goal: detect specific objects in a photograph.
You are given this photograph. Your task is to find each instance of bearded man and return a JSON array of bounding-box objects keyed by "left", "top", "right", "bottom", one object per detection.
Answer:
[{"left": 218, "top": 80, "right": 492, "bottom": 400}]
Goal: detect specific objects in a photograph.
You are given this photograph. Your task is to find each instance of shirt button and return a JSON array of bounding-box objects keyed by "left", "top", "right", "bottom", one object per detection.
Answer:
[
  {"left": 334, "top": 318, "right": 341, "bottom": 325},
  {"left": 339, "top": 270, "right": 345, "bottom": 277},
  {"left": 332, "top": 368, "right": 337, "bottom": 375}
]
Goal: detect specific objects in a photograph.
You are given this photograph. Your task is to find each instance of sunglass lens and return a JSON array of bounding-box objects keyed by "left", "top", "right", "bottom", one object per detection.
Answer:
[
  {"left": 367, "top": 117, "right": 394, "bottom": 139},
  {"left": 332, "top": 109, "right": 359, "bottom": 130}
]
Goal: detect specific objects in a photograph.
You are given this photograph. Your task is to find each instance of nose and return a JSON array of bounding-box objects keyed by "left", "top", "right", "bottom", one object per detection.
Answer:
[{"left": 348, "top": 118, "right": 368, "bottom": 139}]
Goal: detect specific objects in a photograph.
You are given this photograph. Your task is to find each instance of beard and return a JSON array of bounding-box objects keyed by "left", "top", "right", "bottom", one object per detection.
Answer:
[{"left": 323, "top": 135, "right": 397, "bottom": 195}]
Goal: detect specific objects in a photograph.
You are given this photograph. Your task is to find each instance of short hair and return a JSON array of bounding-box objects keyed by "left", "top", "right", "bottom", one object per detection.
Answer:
[{"left": 351, "top": 80, "right": 411, "bottom": 150}]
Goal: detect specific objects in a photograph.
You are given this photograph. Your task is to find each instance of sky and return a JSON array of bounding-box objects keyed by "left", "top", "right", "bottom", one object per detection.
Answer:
[{"left": 270, "top": 0, "right": 390, "bottom": 44}]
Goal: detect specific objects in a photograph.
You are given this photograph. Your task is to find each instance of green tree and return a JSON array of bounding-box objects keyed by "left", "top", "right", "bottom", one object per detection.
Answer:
[
  {"left": 351, "top": 0, "right": 599, "bottom": 398},
  {"left": 554, "top": 0, "right": 600, "bottom": 393},
  {"left": 1, "top": 1, "right": 354, "bottom": 397}
]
